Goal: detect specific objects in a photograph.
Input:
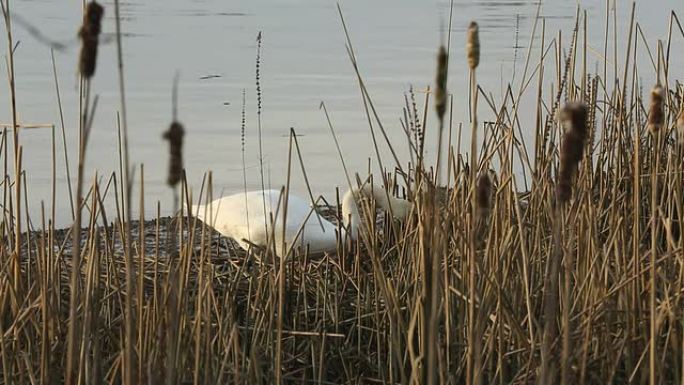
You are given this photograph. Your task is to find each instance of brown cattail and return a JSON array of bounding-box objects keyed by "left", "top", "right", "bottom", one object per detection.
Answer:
[
  {"left": 648, "top": 84, "right": 665, "bottom": 134},
  {"left": 556, "top": 102, "right": 589, "bottom": 204},
  {"left": 434, "top": 45, "right": 448, "bottom": 121},
  {"left": 78, "top": 1, "right": 104, "bottom": 78},
  {"left": 163, "top": 121, "right": 185, "bottom": 187},
  {"left": 466, "top": 22, "right": 480, "bottom": 70},
  {"left": 475, "top": 172, "right": 492, "bottom": 218}
]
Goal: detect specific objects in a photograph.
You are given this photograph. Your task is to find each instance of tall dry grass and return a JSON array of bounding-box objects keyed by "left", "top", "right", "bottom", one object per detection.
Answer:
[{"left": 0, "top": 1, "right": 684, "bottom": 384}]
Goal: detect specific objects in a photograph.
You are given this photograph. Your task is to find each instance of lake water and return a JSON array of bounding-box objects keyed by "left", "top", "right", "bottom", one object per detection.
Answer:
[{"left": 0, "top": 0, "right": 681, "bottom": 227}]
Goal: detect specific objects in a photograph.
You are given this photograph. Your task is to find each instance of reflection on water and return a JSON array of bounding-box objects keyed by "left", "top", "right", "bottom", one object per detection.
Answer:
[{"left": 0, "top": 0, "right": 680, "bottom": 226}]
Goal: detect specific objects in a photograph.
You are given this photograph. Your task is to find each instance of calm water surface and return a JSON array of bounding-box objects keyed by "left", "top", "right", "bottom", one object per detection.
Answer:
[{"left": 0, "top": 0, "right": 680, "bottom": 226}]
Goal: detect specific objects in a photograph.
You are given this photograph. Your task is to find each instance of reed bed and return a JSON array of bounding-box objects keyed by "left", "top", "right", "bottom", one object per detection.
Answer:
[{"left": 1, "top": 1, "right": 684, "bottom": 384}]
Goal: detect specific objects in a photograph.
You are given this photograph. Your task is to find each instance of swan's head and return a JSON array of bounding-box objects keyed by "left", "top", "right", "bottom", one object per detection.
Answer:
[{"left": 342, "top": 183, "right": 413, "bottom": 237}]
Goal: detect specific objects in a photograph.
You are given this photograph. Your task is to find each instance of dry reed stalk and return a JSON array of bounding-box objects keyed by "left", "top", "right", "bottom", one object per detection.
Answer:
[
  {"left": 677, "top": 106, "right": 684, "bottom": 144},
  {"left": 1, "top": 0, "right": 22, "bottom": 319},
  {"left": 560, "top": 103, "right": 587, "bottom": 385},
  {"left": 648, "top": 84, "right": 664, "bottom": 385},
  {"left": 274, "top": 131, "right": 296, "bottom": 385},
  {"left": 255, "top": 31, "right": 269, "bottom": 236},
  {"left": 418, "top": 43, "right": 449, "bottom": 385},
  {"left": 541, "top": 102, "right": 588, "bottom": 385},
  {"left": 466, "top": 19, "right": 482, "bottom": 385},
  {"left": 110, "top": 0, "right": 136, "bottom": 382},
  {"left": 65, "top": 3, "right": 103, "bottom": 383},
  {"left": 51, "top": 49, "right": 75, "bottom": 220},
  {"left": 136, "top": 165, "right": 145, "bottom": 385},
  {"left": 474, "top": 170, "right": 492, "bottom": 384},
  {"left": 649, "top": 44, "right": 665, "bottom": 385},
  {"left": 419, "top": 184, "right": 444, "bottom": 385},
  {"left": 235, "top": 90, "right": 255, "bottom": 258}
]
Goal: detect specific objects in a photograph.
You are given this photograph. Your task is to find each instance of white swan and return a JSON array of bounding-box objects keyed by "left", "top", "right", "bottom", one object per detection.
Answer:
[{"left": 192, "top": 184, "right": 412, "bottom": 256}]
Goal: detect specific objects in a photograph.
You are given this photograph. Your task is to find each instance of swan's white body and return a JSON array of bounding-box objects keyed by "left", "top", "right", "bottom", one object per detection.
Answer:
[{"left": 192, "top": 185, "right": 411, "bottom": 256}]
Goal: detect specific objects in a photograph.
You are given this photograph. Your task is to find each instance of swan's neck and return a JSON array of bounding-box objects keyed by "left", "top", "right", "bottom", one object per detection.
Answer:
[{"left": 341, "top": 184, "right": 411, "bottom": 238}]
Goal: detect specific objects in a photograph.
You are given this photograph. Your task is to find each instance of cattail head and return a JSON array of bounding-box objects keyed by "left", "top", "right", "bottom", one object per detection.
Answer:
[
  {"left": 559, "top": 102, "right": 589, "bottom": 141},
  {"left": 434, "top": 45, "right": 449, "bottom": 121},
  {"left": 78, "top": 1, "right": 104, "bottom": 78},
  {"left": 163, "top": 121, "right": 185, "bottom": 187},
  {"left": 466, "top": 21, "right": 480, "bottom": 70},
  {"left": 475, "top": 172, "right": 492, "bottom": 218},
  {"left": 83, "top": 2, "right": 104, "bottom": 36},
  {"left": 556, "top": 102, "right": 589, "bottom": 204},
  {"left": 648, "top": 84, "right": 665, "bottom": 134}
]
